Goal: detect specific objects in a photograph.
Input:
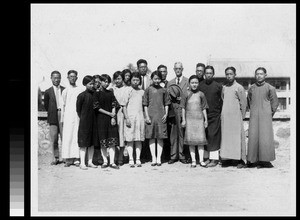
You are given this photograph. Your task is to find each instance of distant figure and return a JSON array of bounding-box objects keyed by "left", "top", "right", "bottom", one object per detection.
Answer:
[
  {"left": 122, "top": 69, "right": 132, "bottom": 87},
  {"left": 93, "top": 74, "right": 120, "bottom": 169},
  {"left": 195, "top": 63, "right": 206, "bottom": 85},
  {"left": 122, "top": 72, "right": 145, "bottom": 167},
  {"left": 43, "top": 71, "right": 65, "bottom": 165},
  {"left": 157, "top": 64, "right": 168, "bottom": 88},
  {"left": 181, "top": 75, "right": 208, "bottom": 168},
  {"left": 247, "top": 67, "right": 279, "bottom": 168},
  {"left": 143, "top": 71, "right": 170, "bottom": 166},
  {"left": 76, "top": 75, "right": 98, "bottom": 170},
  {"left": 220, "top": 67, "right": 247, "bottom": 168},
  {"left": 61, "top": 70, "right": 83, "bottom": 167},
  {"left": 166, "top": 62, "right": 189, "bottom": 164},
  {"left": 199, "top": 66, "right": 223, "bottom": 167}
]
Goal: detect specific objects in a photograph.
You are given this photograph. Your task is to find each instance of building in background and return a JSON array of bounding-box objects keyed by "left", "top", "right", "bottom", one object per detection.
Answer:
[{"left": 207, "top": 58, "right": 291, "bottom": 118}]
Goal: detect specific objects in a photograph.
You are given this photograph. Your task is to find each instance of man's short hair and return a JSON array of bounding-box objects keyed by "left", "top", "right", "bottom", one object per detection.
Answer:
[
  {"left": 157, "top": 64, "right": 167, "bottom": 70},
  {"left": 204, "top": 65, "right": 215, "bottom": 73},
  {"left": 196, "top": 63, "right": 205, "bottom": 69},
  {"left": 67, "top": 70, "right": 78, "bottom": 76},
  {"left": 255, "top": 67, "right": 267, "bottom": 74},
  {"left": 137, "top": 59, "right": 148, "bottom": 68},
  {"left": 225, "top": 66, "right": 236, "bottom": 74},
  {"left": 51, "top": 71, "right": 61, "bottom": 77}
]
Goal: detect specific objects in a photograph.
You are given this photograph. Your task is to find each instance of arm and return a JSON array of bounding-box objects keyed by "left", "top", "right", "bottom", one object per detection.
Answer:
[
  {"left": 144, "top": 106, "right": 151, "bottom": 124},
  {"left": 123, "top": 106, "right": 131, "bottom": 128},
  {"left": 162, "top": 89, "right": 170, "bottom": 123},
  {"left": 202, "top": 109, "right": 208, "bottom": 128},
  {"left": 201, "top": 92, "right": 209, "bottom": 128},
  {"left": 142, "top": 88, "right": 151, "bottom": 124},
  {"left": 76, "top": 94, "right": 83, "bottom": 118},
  {"left": 269, "top": 85, "right": 279, "bottom": 117},
  {"left": 162, "top": 105, "right": 169, "bottom": 123},
  {"left": 181, "top": 108, "right": 186, "bottom": 128}
]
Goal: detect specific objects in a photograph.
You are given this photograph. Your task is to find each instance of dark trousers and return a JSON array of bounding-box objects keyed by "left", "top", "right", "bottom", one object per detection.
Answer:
[{"left": 169, "top": 111, "right": 185, "bottom": 161}]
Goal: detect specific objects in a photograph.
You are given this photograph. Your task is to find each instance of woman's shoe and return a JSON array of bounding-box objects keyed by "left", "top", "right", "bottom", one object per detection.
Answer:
[
  {"left": 136, "top": 159, "right": 142, "bottom": 167},
  {"left": 151, "top": 163, "right": 157, "bottom": 166},
  {"left": 129, "top": 159, "right": 135, "bottom": 168},
  {"left": 109, "top": 163, "right": 120, "bottom": 169},
  {"left": 88, "top": 163, "right": 98, "bottom": 168},
  {"left": 200, "top": 161, "right": 208, "bottom": 168},
  {"left": 64, "top": 162, "right": 71, "bottom": 167},
  {"left": 156, "top": 163, "right": 161, "bottom": 166},
  {"left": 80, "top": 165, "right": 88, "bottom": 170},
  {"left": 101, "top": 163, "right": 108, "bottom": 168},
  {"left": 191, "top": 161, "right": 197, "bottom": 168}
]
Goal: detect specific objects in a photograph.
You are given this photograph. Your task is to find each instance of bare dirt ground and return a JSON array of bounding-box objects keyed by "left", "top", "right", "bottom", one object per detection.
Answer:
[{"left": 37, "top": 140, "right": 294, "bottom": 215}]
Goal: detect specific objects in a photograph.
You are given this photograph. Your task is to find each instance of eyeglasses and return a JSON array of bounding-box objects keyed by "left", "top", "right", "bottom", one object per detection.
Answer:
[{"left": 174, "top": 68, "right": 182, "bottom": 70}]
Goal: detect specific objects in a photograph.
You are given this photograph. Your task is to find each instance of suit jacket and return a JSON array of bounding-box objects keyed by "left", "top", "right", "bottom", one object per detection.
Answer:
[
  {"left": 138, "top": 73, "right": 152, "bottom": 90},
  {"left": 168, "top": 76, "right": 189, "bottom": 94},
  {"left": 44, "top": 86, "right": 65, "bottom": 125}
]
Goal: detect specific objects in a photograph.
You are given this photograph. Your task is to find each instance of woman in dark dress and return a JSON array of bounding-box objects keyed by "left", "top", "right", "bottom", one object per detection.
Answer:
[
  {"left": 76, "top": 75, "right": 98, "bottom": 170},
  {"left": 93, "top": 74, "right": 120, "bottom": 169}
]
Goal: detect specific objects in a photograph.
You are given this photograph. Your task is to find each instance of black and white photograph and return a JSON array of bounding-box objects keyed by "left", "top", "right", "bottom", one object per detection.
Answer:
[{"left": 31, "top": 3, "right": 296, "bottom": 216}]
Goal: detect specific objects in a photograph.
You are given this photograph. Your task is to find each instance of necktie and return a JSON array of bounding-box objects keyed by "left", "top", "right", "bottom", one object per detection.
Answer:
[
  {"left": 55, "top": 87, "right": 60, "bottom": 108},
  {"left": 142, "top": 76, "right": 145, "bottom": 90},
  {"left": 177, "top": 77, "right": 180, "bottom": 85}
]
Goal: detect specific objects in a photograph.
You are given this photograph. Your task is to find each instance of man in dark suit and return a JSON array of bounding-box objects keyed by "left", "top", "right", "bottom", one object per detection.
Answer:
[
  {"left": 167, "top": 62, "right": 189, "bottom": 164},
  {"left": 44, "top": 71, "right": 65, "bottom": 165}
]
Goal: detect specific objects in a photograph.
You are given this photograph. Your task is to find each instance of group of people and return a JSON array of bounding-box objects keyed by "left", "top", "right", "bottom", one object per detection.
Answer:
[{"left": 42, "top": 59, "right": 279, "bottom": 170}]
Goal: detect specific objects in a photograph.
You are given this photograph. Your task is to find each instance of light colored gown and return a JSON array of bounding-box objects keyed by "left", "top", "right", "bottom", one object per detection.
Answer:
[
  {"left": 220, "top": 80, "right": 247, "bottom": 161},
  {"left": 112, "top": 85, "right": 129, "bottom": 147},
  {"left": 181, "top": 90, "right": 209, "bottom": 146},
  {"left": 61, "top": 85, "right": 83, "bottom": 159},
  {"left": 121, "top": 87, "right": 145, "bottom": 142}
]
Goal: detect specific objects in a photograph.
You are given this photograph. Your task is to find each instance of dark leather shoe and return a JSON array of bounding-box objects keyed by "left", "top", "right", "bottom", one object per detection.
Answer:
[
  {"left": 180, "top": 159, "right": 188, "bottom": 164},
  {"left": 207, "top": 160, "right": 218, "bottom": 167},
  {"left": 168, "top": 159, "right": 177, "bottom": 164},
  {"left": 151, "top": 163, "right": 157, "bottom": 166},
  {"left": 156, "top": 163, "right": 161, "bottom": 166},
  {"left": 109, "top": 164, "right": 120, "bottom": 169}
]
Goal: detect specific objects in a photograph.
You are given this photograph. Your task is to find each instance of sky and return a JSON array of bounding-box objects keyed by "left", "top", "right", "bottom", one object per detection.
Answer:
[{"left": 31, "top": 4, "right": 296, "bottom": 90}]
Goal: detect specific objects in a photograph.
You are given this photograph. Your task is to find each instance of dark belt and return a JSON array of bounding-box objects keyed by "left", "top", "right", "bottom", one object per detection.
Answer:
[{"left": 57, "top": 108, "right": 61, "bottom": 111}]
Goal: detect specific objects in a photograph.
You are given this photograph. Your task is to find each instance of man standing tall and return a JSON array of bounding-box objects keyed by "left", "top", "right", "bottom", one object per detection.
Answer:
[
  {"left": 199, "top": 66, "right": 223, "bottom": 167},
  {"left": 137, "top": 59, "right": 152, "bottom": 163},
  {"left": 220, "top": 67, "right": 247, "bottom": 168},
  {"left": 167, "top": 62, "right": 189, "bottom": 164},
  {"left": 61, "top": 70, "right": 83, "bottom": 167},
  {"left": 44, "top": 71, "right": 65, "bottom": 165}
]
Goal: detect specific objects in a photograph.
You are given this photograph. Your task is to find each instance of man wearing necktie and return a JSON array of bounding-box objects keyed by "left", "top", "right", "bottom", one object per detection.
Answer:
[
  {"left": 136, "top": 59, "right": 152, "bottom": 163},
  {"left": 166, "top": 62, "right": 189, "bottom": 164},
  {"left": 44, "top": 71, "right": 65, "bottom": 165}
]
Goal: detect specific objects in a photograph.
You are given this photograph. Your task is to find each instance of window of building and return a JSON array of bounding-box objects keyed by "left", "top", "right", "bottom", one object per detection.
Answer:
[
  {"left": 280, "top": 81, "right": 287, "bottom": 90},
  {"left": 277, "top": 98, "right": 287, "bottom": 111}
]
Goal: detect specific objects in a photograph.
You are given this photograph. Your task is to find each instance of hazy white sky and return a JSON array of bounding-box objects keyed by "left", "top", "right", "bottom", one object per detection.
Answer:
[{"left": 31, "top": 3, "right": 296, "bottom": 89}]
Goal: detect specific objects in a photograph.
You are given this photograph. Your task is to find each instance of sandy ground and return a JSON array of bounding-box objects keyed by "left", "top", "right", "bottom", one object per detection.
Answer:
[{"left": 37, "top": 134, "right": 294, "bottom": 216}]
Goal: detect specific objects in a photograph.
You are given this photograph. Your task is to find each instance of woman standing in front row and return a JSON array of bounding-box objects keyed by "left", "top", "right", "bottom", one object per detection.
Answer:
[
  {"left": 93, "top": 74, "right": 120, "bottom": 169},
  {"left": 181, "top": 75, "right": 209, "bottom": 168},
  {"left": 143, "top": 70, "right": 170, "bottom": 166},
  {"left": 122, "top": 72, "right": 145, "bottom": 168}
]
